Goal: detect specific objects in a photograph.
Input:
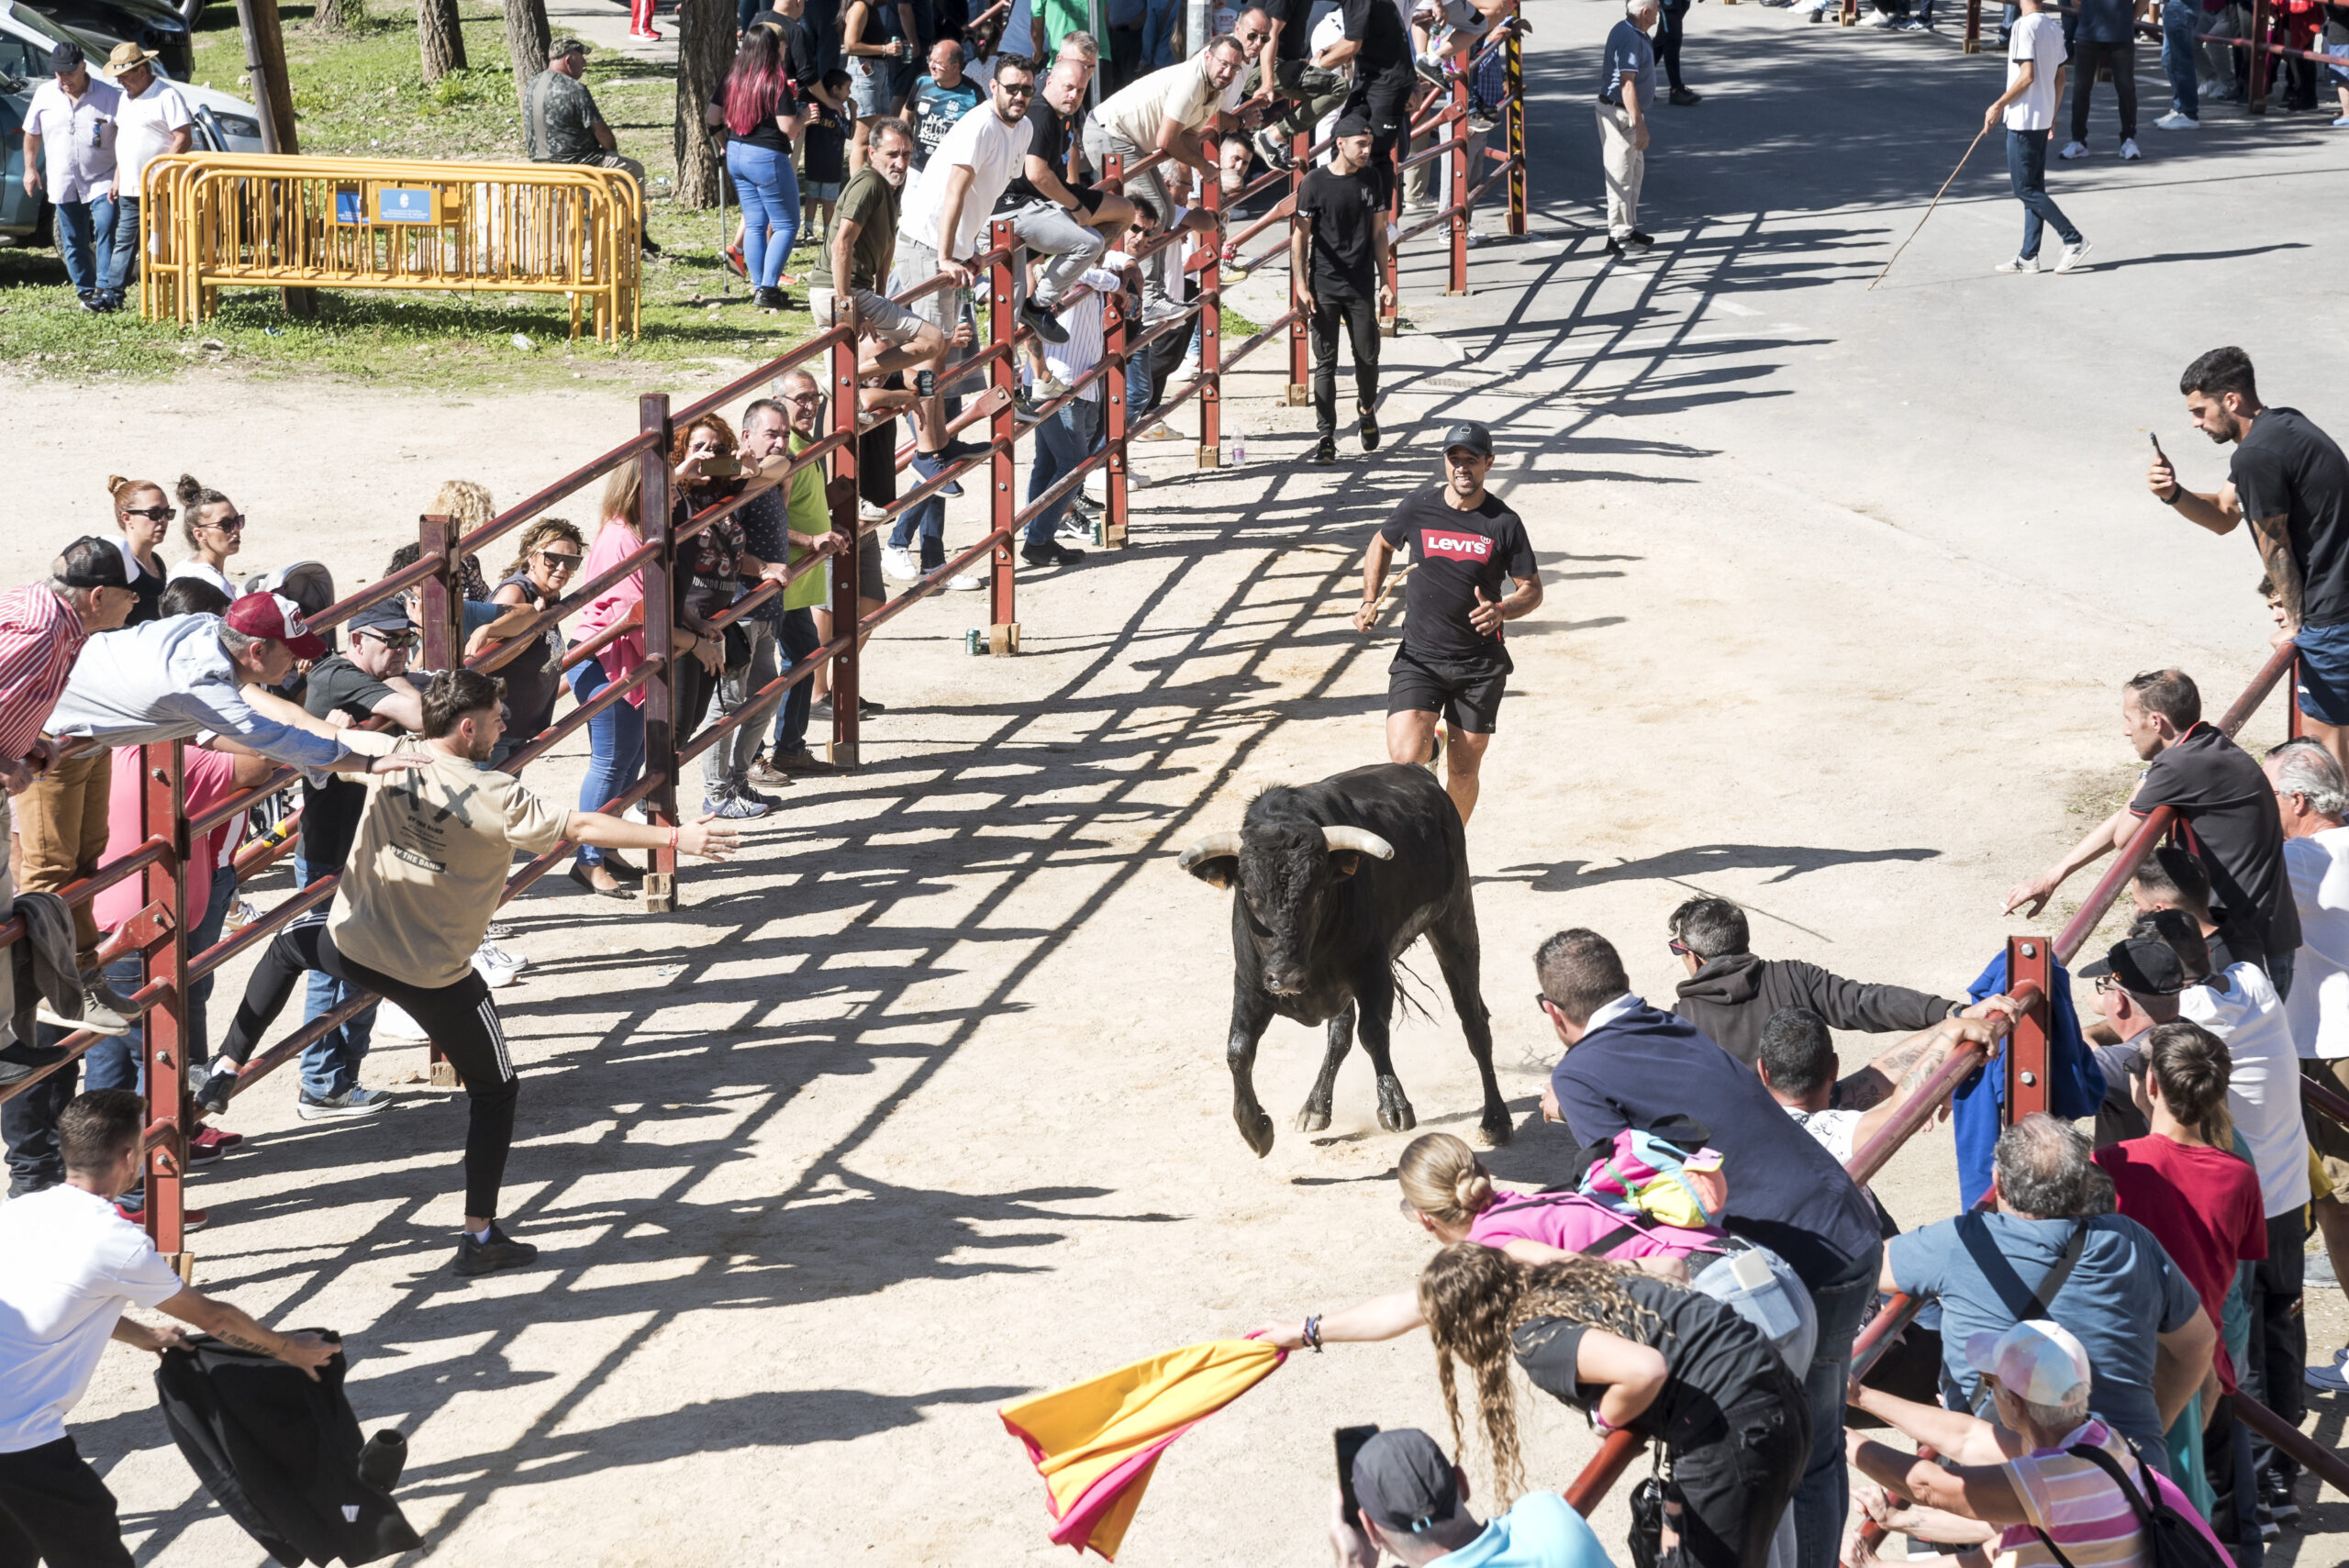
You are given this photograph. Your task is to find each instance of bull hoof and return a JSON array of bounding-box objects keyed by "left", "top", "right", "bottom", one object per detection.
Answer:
[
  {"left": 1238, "top": 1108, "right": 1276, "bottom": 1158},
  {"left": 1477, "top": 1111, "right": 1516, "bottom": 1149},
  {"left": 1375, "top": 1093, "right": 1418, "bottom": 1135},
  {"left": 1295, "top": 1106, "right": 1331, "bottom": 1133}
]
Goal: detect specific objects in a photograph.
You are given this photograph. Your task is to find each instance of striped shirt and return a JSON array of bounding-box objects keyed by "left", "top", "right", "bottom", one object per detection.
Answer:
[
  {"left": 1995, "top": 1420, "right": 2149, "bottom": 1568},
  {"left": 0, "top": 585, "right": 88, "bottom": 765},
  {"left": 1042, "top": 267, "right": 1125, "bottom": 403}
]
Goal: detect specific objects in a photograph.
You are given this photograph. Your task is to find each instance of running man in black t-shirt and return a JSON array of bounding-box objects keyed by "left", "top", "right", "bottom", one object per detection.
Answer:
[
  {"left": 1293, "top": 115, "right": 1393, "bottom": 465},
  {"left": 1353, "top": 421, "right": 1542, "bottom": 824},
  {"left": 2151, "top": 346, "right": 2349, "bottom": 778}
]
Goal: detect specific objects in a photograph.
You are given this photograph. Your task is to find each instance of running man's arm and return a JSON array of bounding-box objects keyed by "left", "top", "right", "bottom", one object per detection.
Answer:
[
  {"left": 1352, "top": 530, "right": 1397, "bottom": 633},
  {"left": 1465, "top": 572, "right": 1542, "bottom": 637}
]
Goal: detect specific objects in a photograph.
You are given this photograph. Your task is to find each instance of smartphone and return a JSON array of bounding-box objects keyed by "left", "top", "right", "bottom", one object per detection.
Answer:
[
  {"left": 1336, "top": 1424, "right": 1381, "bottom": 1531},
  {"left": 2149, "top": 431, "right": 2167, "bottom": 463}
]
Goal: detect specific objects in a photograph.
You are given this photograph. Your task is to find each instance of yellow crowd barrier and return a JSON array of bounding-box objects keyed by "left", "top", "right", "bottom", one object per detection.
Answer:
[{"left": 139, "top": 152, "right": 642, "bottom": 340}]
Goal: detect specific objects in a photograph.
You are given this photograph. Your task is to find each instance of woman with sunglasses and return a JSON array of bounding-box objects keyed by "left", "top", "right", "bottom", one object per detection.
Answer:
[
  {"left": 168, "top": 473, "right": 244, "bottom": 597},
  {"left": 106, "top": 475, "right": 172, "bottom": 625},
  {"left": 472, "top": 518, "right": 588, "bottom": 770}
]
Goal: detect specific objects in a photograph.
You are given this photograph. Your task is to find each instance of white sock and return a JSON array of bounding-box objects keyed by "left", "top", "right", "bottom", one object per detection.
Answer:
[{"left": 467, "top": 1225, "right": 493, "bottom": 1244}]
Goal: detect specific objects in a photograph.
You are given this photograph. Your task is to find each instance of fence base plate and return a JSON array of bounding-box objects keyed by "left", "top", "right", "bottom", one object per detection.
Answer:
[
  {"left": 827, "top": 740, "right": 859, "bottom": 769},
  {"left": 167, "top": 1251, "right": 195, "bottom": 1284},
  {"left": 989, "top": 623, "right": 1021, "bottom": 657},
  {"left": 1104, "top": 523, "right": 1128, "bottom": 550},
  {"left": 642, "top": 873, "right": 675, "bottom": 914},
  {"left": 1962, "top": 35, "right": 1979, "bottom": 49},
  {"left": 430, "top": 1061, "right": 461, "bottom": 1089},
  {"left": 1197, "top": 444, "right": 1219, "bottom": 469},
  {"left": 1285, "top": 384, "right": 1311, "bottom": 406},
  {"left": 1444, "top": 287, "right": 1469, "bottom": 298}
]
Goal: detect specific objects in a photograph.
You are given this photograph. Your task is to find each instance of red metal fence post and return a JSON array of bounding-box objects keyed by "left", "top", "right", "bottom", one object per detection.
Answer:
[
  {"left": 416, "top": 514, "right": 461, "bottom": 1087},
  {"left": 2248, "top": 0, "right": 2272, "bottom": 111},
  {"left": 1104, "top": 284, "right": 1131, "bottom": 550},
  {"left": 1287, "top": 128, "right": 1311, "bottom": 402},
  {"left": 1447, "top": 73, "right": 1470, "bottom": 295},
  {"left": 139, "top": 740, "right": 190, "bottom": 1273},
  {"left": 987, "top": 217, "right": 1020, "bottom": 657},
  {"left": 1197, "top": 132, "right": 1223, "bottom": 469},
  {"left": 828, "top": 303, "right": 863, "bottom": 767},
  {"left": 2006, "top": 936, "right": 2052, "bottom": 1122},
  {"left": 1964, "top": 0, "right": 1983, "bottom": 50},
  {"left": 1505, "top": 13, "right": 1526, "bottom": 236},
  {"left": 637, "top": 392, "right": 680, "bottom": 911}
]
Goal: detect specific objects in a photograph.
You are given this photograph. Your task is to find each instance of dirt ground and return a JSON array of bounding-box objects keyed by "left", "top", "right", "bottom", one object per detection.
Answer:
[{"left": 14, "top": 3, "right": 2349, "bottom": 1563}]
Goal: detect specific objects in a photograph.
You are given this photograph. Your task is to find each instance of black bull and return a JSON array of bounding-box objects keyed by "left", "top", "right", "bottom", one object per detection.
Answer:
[{"left": 1175, "top": 763, "right": 1512, "bottom": 1157}]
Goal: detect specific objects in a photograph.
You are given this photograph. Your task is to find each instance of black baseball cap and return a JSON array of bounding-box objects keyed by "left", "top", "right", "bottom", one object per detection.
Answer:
[
  {"left": 347, "top": 600, "right": 414, "bottom": 636},
  {"left": 1353, "top": 1429, "right": 1461, "bottom": 1536},
  {"left": 1334, "top": 110, "right": 1373, "bottom": 139},
  {"left": 57, "top": 536, "right": 129, "bottom": 590},
  {"left": 2078, "top": 935, "right": 2187, "bottom": 997},
  {"left": 50, "top": 40, "right": 83, "bottom": 72},
  {"left": 1441, "top": 421, "right": 1494, "bottom": 459}
]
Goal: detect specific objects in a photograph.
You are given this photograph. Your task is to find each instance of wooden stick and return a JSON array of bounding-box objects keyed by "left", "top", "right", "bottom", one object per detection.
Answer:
[{"left": 1868, "top": 124, "right": 1990, "bottom": 291}]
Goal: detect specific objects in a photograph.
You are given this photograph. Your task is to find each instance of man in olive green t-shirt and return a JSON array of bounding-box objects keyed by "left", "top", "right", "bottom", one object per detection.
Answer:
[
  {"left": 318, "top": 669, "right": 741, "bottom": 1278},
  {"left": 807, "top": 117, "right": 941, "bottom": 381}
]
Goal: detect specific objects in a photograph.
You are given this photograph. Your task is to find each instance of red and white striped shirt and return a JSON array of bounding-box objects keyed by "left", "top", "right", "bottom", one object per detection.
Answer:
[{"left": 0, "top": 585, "right": 88, "bottom": 765}]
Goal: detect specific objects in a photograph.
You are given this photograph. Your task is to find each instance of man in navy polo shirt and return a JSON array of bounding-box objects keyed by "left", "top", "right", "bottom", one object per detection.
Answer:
[
  {"left": 1596, "top": 0, "right": 1658, "bottom": 261},
  {"left": 2007, "top": 666, "right": 2300, "bottom": 995},
  {"left": 1533, "top": 926, "right": 1881, "bottom": 1568}
]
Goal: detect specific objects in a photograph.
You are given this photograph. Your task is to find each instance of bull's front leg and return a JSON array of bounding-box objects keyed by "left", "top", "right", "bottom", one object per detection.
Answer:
[
  {"left": 1296, "top": 1000, "right": 1356, "bottom": 1133},
  {"left": 1226, "top": 984, "right": 1279, "bottom": 1158},
  {"left": 1353, "top": 971, "right": 1416, "bottom": 1135}
]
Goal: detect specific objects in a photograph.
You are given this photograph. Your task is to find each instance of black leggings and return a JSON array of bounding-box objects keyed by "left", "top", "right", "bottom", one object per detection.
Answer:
[
  {"left": 1664, "top": 1370, "right": 1809, "bottom": 1568},
  {"left": 2069, "top": 39, "right": 2138, "bottom": 141},
  {"left": 1657, "top": 1, "right": 1691, "bottom": 90},
  {"left": 317, "top": 929, "right": 518, "bottom": 1221},
  {"left": 216, "top": 914, "right": 327, "bottom": 1068},
  {"left": 1310, "top": 295, "right": 1381, "bottom": 437},
  {"left": 0, "top": 1436, "right": 131, "bottom": 1568}
]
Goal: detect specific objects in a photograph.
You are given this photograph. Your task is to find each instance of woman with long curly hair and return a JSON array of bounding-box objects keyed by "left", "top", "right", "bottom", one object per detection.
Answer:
[
  {"left": 710, "top": 23, "right": 803, "bottom": 309},
  {"left": 1418, "top": 1241, "right": 1807, "bottom": 1568}
]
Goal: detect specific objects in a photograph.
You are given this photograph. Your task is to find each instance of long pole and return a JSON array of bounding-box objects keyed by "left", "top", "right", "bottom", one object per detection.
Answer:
[{"left": 1866, "top": 124, "right": 1988, "bottom": 292}]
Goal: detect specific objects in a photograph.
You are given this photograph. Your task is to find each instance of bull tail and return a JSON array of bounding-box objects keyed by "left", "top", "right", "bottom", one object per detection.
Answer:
[{"left": 1388, "top": 951, "right": 1439, "bottom": 1025}]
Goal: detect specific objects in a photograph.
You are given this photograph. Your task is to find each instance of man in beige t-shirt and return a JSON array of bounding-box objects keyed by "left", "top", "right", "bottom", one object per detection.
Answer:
[
  {"left": 1081, "top": 36, "right": 1247, "bottom": 319},
  {"left": 317, "top": 669, "right": 740, "bottom": 1278}
]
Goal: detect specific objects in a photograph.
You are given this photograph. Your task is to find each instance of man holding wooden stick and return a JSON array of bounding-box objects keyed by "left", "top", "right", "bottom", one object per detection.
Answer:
[{"left": 1984, "top": 0, "right": 2091, "bottom": 275}]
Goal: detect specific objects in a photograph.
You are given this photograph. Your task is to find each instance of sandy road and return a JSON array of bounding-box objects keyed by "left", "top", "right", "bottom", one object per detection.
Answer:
[{"left": 11, "top": 1, "right": 2349, "bottom": 1562}]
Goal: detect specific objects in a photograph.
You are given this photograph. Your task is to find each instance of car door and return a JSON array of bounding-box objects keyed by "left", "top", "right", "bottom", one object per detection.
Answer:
[{"left": 0, "top": 82, "right": 39, "bottom": 241}]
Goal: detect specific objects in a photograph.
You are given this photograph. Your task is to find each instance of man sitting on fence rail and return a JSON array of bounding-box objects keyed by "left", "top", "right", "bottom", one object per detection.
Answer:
[
  {"left": 311, "top": 670, "right": 740, "bottom": 1277},
  {"left": 1083, "top": 38, "right": 1248, "bottom": 327},
  {"left": 2006, "top": 668, "right": 2300, "bottom": 996}
]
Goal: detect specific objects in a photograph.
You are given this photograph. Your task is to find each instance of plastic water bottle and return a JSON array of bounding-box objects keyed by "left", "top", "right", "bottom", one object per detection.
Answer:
[{"left": 1232, "top": 441, "right": 1246, "bottom": 466}]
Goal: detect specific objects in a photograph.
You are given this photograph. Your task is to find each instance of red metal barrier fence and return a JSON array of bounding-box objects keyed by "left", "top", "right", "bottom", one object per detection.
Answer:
[{"left": 0, "top": 85, "right": 1529, "bottom": 1275}]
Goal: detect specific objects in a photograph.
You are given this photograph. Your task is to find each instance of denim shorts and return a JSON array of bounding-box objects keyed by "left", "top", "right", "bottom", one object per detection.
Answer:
[
  {"left": 850, "top": 57, "right": 892, "bottom": 116},
  {"left": 2296, "top": 617, "right": 2349, "bottom": 726},
  {"left": 806, "top": 179, "right": 844, "bottom": 204}
]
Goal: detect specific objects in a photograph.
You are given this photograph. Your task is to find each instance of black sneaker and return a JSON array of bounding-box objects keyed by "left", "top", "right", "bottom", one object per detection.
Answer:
[
  {"left": 754, "top": 285, "right": 787, "bottom": 311},
  {"left": 198, "top": 1064, "right": 239, "bottom": 1116},
  {"left": 1020, "top": 296, "right": 1070, "bottom": 344},
  {"left": 1668, "top": 86, "right": 1701, "bottom": 106},
  {"left": 1605, "top": 237, "right": 1628, "bottom": 260},
  {"left": 639, "top": 232, "right": 663, "bottom": 256},
  {"left": 452, "top": 1221, "right": 540, "bottom": 1277},
  {"left": 1014, "top": 392, "right": 1046, "bottom": 425},
  {"left": 1021, "top": 540, "right": 1086, "bottom": 568},
  {"left": 1627, "top": 230, "right": 1656, "bottom": 248},
  {"left": 2260, "top": 1469, "right": 2300, "bottom": 1528},
  {"left": 1311, "top": 434, "right": 1337, "bottom": 464},
  {"left": 1253, "top": 128, "right": 1295, "bottom": 170},
  {"left": 1359, "top": 408, "right": 1380, "bottom": 451}
]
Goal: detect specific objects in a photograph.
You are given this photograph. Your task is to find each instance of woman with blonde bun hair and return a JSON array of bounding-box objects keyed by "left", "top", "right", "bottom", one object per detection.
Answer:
[{"left": 106, "top": 476, "right": 171, "bottom": 625}]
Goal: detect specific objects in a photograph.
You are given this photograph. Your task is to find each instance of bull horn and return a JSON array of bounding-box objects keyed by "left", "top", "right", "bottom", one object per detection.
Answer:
[
  {"left": 1322, "top": 828, "right": 1395, "bottom": 860},
  {"left": 1175, "top": 832, "right": 1244, "bottom": 871}
]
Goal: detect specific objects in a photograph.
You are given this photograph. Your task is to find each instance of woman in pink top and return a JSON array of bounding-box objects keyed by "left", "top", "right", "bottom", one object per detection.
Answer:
[{"left": 1252, "top": 1133, "right": 1816, "bottom": 1373}]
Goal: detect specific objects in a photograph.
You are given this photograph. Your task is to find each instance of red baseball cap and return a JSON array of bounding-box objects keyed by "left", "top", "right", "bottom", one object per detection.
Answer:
[{"left": 224, "top": 592, "right": 328, "bottom": 661}]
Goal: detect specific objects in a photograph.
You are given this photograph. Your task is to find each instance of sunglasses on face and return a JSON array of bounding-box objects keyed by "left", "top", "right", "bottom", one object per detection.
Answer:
[
  {"left": 2092, "top": 973, "right": 2118, "bottom": 994},
  {"left": 360, "top": 630, "right": 417, "bottom": 650},
  {"left": 204, "top": 516, "right": 247, "bottom": 533},
  {"left": 783, "top": 390, "right": 825, "bottom": 405},
  {"left": 538, "top": 550, "right": 584, "bottom": 570},
  {"left": 119, "top": 505, "right": 172, "bottom": 522},
  {"left": 999, "top": 82, "right": 1035, "bottom": 96},
  {"left": 1668, "top": 938, "right": 1691, "bottom": 957}
]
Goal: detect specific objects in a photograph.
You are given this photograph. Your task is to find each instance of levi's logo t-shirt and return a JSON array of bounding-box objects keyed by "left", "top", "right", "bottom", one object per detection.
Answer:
[{"left": 1376, "top": 483, "right": 1537, "bottom": 662}]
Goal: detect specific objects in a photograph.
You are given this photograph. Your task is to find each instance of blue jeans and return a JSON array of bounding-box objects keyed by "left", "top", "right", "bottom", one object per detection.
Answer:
[
  {"left": 55, "top": 197, "right": 117, "bottom": 298},
  {"left": 773, "top": 607, "right": 819, "bottom": 756},
  {"left": 567, "top": 654, "right": 646, "bottom": 866},
  {"left": 84, "top": 862, "right": 240, "bottom": 1093},
  {"left": 101, "top": 195, "right": 140, "bottom": 296},
  {"left": 1026, "top": 397, "right": 1103, "bottom": 548},
  {"left": 726, "top": 139, "right": 801, "bottom": 290},
  {"left": 2005, "top": 128, "right": 2079, "bottom": 260},
  {"left": 888, "top": 487, "right": 948, "bottom": 570},
  {"left": 293, "top": 857, "right": 376, "bottom": 1100},
  {"left": 2162, "top": 0, "right": 2201, "bottom": 117},
  {"left": 1795, "top": 1240, "right": 1884, "bottom": 1568}
]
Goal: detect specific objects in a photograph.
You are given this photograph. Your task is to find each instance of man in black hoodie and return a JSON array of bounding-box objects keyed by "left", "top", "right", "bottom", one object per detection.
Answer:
[{"left": 1668, "top": 896, "right": 1987, "bottom": 1077}]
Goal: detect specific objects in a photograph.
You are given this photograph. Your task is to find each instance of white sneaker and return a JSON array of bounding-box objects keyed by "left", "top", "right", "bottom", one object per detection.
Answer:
[
  {"left": 945, "top": 573, "right": 985, "bottom": 592},
  {"left": 2118, "top": 137, "right": 2143, "bottom": 160},
  {"left": 881, "top": 546, "right": 919, "bottom": 583},
  {"left": 1994, "top": 253, "right": 2042, "bottom": 272},
  {"left": 622, "top": 802, "right": 648, "bottom": 825},
  {"left": 474, "top": 941, "right": 527, "bottom": 986},
  {"left": 2154, "top": 111, "right": 2199, "bottom": 129},
  {"left": 1166, "top": 357, "right": 1201, "bottom": 389},
  {"left": 373, "top": 997, "right": 429, "bottom": 1040},
  {"left": 473, "top": 951, "right": 518, "bottom": 989},
  {"left": 2053, "top": 237, "right": 2094, "bottom": 273},
  {"left": 857, "top": 498, "right": 889, "bottom": 526},
  {"left": 2058, "top": 139, "right": 2088, "bottom": 158}
]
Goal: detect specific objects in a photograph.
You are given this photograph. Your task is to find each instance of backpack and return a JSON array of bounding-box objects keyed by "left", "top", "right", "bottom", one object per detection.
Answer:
[
  {"left": 1575, "top": 1118, "right": 1724, "bottom": 1230},
  {"left": 2029, "top": 1442, "right": 2230, "bottom": 1568}
]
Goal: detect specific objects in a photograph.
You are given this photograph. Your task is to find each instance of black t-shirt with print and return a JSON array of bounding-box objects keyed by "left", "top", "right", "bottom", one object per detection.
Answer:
[
  {"left": 1297, "top": 163, "right": 1378, "bottom": 302},
  {"left": 298, "top": 655, "right": 397, "bottom": 873},
  {"left": 1376, "top": 483, "right": 1537, "bottom": 662},
  {"left": 999, "top": 96, "right": 1085, "bottom": 209},
  {"left": 2132, "top": 722, "right": 2302, "bottom": 958},
  {"left": 2230, "top": 407, "right": 2349, "bottom": 629},
  {"left": 1510, "top": 1273, "right": 1790, "bottom": 1448}
]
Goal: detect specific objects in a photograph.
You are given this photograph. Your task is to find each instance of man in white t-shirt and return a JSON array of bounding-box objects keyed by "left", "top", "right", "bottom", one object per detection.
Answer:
[
  {"left": 1981, "top": 0, "right": 2087, "bottom": 275},
  {"left": 2265, "top": 738, "right": 2349, "bottom": 1386},
  {"left": 0, "top": 1090, "right": 335, "bottom": 1564},
  {"left": 22, "top": 41, "right": 122, "bottom": 311},
  {"left": 95, "top": 41, "right": 190, "bottom": 313},
  {"left": 1756, "top": 1006, "right": 2002, "bottom": 1206}
]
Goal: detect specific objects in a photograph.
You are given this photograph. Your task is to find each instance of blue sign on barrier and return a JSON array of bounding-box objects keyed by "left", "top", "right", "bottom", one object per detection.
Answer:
[
  {"left": 334, "top": 189, "right": 362, "bottom": 224},
  {"left": 376, "top": 187, "right": 436, "bottom": 223}
]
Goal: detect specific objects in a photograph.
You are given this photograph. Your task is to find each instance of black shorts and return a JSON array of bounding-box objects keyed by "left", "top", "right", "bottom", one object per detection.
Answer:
[
  {"left": 858, "top": 527, "right": 885, "bottom": 601},
  {"left": 1387, "top": 647, "right": 1509, "bottom": 733}
]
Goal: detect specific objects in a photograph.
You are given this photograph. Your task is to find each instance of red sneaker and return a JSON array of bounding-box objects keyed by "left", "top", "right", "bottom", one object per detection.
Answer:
[
  {"left": 190, "top": 1125, "right": 239, "bottom": 1158},
  {"left": 724, "top": 239, "right": 747, "bottom": 279},
  {"left": 114, "top": 1200, "right": 209, "bottom": 1231}
]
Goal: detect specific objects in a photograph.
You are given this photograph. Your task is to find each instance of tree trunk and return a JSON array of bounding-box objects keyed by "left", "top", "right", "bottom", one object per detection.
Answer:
[
  {"left": 499, "top": 0, "right": 550, "bottom": 105},
  {"left": 673, "top": 0, "right": 730, "bottom": 206},
  {"left": 311, "top": 0, "right": 357, "bottom": 35},
  {"left": 418, "top": 0, "right": 468, "bottom": 81}
]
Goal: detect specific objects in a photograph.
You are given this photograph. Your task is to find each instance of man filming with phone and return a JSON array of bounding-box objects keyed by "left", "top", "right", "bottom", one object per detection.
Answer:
[{"left": 1327, "top": 1428, "right": 1608, "bottom": 1566}]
